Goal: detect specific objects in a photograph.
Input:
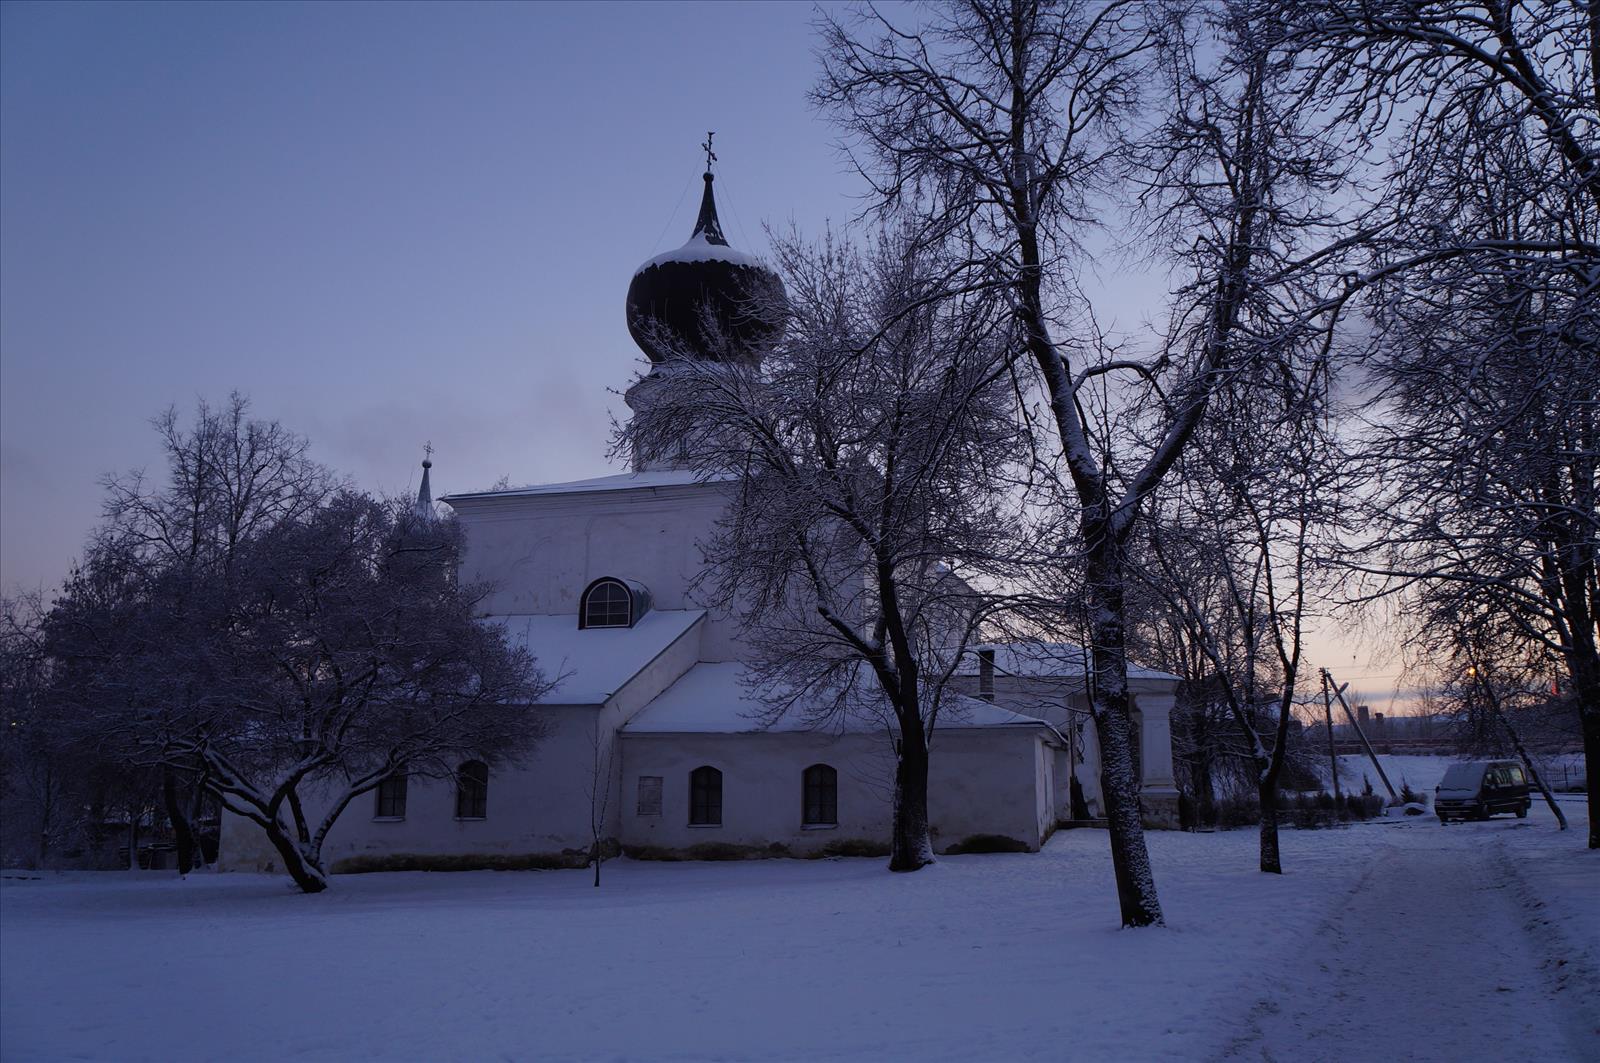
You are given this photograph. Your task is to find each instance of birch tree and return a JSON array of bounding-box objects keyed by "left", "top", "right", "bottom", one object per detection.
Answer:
[{"left": 816, "top": 0, "right": 1357, "bottom": 923}]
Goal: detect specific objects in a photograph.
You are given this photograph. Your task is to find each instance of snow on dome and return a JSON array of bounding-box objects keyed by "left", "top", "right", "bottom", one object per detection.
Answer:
[
  {"left": 625, "top": 168, "right": 785, "bottom": 364},
  {"left": 633, "top": 233, "right": 765, "bottom": 276}
]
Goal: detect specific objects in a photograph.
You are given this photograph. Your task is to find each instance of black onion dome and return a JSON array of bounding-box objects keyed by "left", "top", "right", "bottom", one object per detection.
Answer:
[{"left": 626, "top": 171, "right": 785, "bottom": 363}]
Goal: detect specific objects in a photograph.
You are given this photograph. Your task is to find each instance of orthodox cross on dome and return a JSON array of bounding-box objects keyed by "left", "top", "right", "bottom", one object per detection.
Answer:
[{"left": 692, "top": 133, "right": 728, "bottom": 246}]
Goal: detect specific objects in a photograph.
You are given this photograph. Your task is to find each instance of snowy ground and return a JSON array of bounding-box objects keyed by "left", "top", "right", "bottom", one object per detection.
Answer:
[{"left": 3, "top": 756, "right": 1595, "bottom": 1062}]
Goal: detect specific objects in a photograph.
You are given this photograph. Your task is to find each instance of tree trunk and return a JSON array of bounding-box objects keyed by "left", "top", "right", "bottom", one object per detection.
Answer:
[
  {"left": 260, "top": 818, "right": 328, "bottom": 894},
  {"left": 1258, "top": 778, "right": 1282, "bottom": 874},
  {"left": 889, "top": 734, "right": 934, "bottom": 872},
  {"left": 187, "top": 781, "right": 211, "bottom": 868},
  {"left": 1087, "top": 552, "right": 1165, "bottom": 928},
  {"left": 1583, "top": 700, "right": 1600, "bottom": 850},
  {"left": 1094, "top": 707, "right": 1162, "bottom": 925},
  {"left": 126, "top": 814, "right": 140, "bottom": 872},
  {"left": 1191, "top": 711, "right": 1217, "bottom": 827},
  {"left": 163, "top": 766, "right": 197, "bottom": 875},
  {"left": 35, "top": 764, "right": 54, "bottom": 870}
]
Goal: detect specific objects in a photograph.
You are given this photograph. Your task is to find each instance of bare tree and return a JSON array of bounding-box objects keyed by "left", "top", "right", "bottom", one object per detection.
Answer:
[
  {"left": 816, "top": 0, "right": 1357, "bottom": 922},
  {"left": 88, "top": 395, "right": 340, "bottom": 870},
  {"left": 1279, "top": 1, "right": 1599, "bottom": 844},
  {"left": 39, "top": 401, "right": 552, "bottom": 892},
  {"left": 175, "top": 495, "right": 550, "bottom": 893},
  {"left": 1139, "top": 349, "right": 1345, "bottom": 872},
  {"left": 0, "top": 594, "right": 91, "bottom": 868},
  {"left": 623, "top": 227, "right": 1022, "bottom": 872},
  {"left": 585, "top": 717, "right": 618, "bottom": 886}
]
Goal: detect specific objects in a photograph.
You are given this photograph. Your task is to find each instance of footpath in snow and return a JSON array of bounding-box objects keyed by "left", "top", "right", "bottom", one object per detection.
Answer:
[
  {"left": 1214, "top": 817, "right": 1600, "bottom": 1062},
  {"left": 2, "top": 755, "right": 1594, "bottom": 1062}
]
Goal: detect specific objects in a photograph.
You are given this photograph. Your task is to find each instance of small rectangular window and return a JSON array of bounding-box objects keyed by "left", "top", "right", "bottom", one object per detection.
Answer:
[
  {"left": 803, "top": 764, "right": 838, "bottom": 826},
  {"left": 456, "top": 761, "right": 488, "bottom": 819},
  {"left": 689, "top": 766, "right": 722, "bottom": 826},
  {"left": 637, "top": 776, "right": 663, "bottom": 816},
  {"left": 375, "top": 775, "right": 407, "bottom": 819}
]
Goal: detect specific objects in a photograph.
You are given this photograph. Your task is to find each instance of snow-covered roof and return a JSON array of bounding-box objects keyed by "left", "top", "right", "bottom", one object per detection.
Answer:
[
  {"left": 623, "top": 662, "right": 1053, "bottom": 735},
  {"left": 954, "top": 642, "right": 1181, "bottom": 683},
  {"left": 492, "top": 609, "right": 705, "bottom": 705},
  {"left": 634, "top": 233, "right": 765, "bottom": 275},
  {"left": 443, "top": 469, "right": 735, "bottom": 502}
]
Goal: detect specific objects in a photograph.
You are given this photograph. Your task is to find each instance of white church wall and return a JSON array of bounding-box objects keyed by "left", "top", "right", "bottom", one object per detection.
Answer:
[
  {"left": 218, "top": 705, "right": 618, "bottom": 872},
  {"left": 451, "top": 484, "right": 749, "bottom": 661},
  {"left": 618, "top": 727, "right": 1053, "bottom": 856},
  {"left": 619, "top": 732, "right": 891, "bottom": 855},
  {"left": 928, "top": 729, "right": 1052, "bottom": 851},
  {"left": 951, "top": 672, "right": 1182, "bottom": 828}
]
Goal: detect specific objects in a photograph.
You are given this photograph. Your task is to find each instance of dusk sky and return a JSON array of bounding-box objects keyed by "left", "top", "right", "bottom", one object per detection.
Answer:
[{"left": 0, "top": 1, "right": 1404, "bottom": 704}]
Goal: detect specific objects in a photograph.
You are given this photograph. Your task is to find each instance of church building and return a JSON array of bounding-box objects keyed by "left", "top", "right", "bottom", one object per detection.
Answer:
[{"left": 219, "top": 161, "right": 1178, "bottom": 874}]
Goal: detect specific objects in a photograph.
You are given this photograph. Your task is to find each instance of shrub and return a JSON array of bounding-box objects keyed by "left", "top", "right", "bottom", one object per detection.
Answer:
[
  {"left": 1178, "top": 792, "right": 1198, "bottom": 831},
  {"left": 1341, "top": 793, "right": 1384, "bottom": 821},
  {"left": 943, "top": 834, "right": 1031, "bottom": 855},
  {"left": 623, "top": 841, "right": 803, "bottom": 862},
  {"left": 822, "top": 838, "right": 890, "bottom": 858},
  {"left": 1395, "top": 778, "right": 1426, "bottom": 808},
  {"left": 331, "top": 851, "right": 583, "bottom": 874},
  {"left": 1214, "top": 794, "right": 1261, "bottom": 829}
]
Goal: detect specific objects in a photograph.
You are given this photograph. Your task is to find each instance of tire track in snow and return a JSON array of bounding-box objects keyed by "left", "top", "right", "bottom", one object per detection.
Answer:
[{"left": 1212, "top": 826, "right": 1599, "bottom": 1063}]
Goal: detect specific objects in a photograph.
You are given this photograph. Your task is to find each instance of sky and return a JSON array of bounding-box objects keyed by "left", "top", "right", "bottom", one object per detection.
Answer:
[{"left": 0, "top": 0, "right": 1411, "bottom": 709}]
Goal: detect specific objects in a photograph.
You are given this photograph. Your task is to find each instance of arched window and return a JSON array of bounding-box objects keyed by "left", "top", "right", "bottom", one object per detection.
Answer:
[
  {"left": 689, "top": 766, "right": 722, "bottom": 826},
  {"left": 802, "top": 764, "right": 837, "bottom": 826},
  {"left": 456, "top": 760, "right": 488, "bottom": 819},
  {"left": 580, "top": 578, "right": 633, "bottom": 629},
  {"left": 374, "top": 774, "right": 408, "bottom": 819}
]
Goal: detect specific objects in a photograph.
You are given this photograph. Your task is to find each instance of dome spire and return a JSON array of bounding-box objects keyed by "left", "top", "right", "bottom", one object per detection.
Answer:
[
  {"left": 413, "top": 443, "right": 435, "bottom": 521},
  {"left": 626, "top": 136, "right": 785, "bottom": 365},
  {"left": 692, "top": 131, "right": 728, "bottom": 247}
]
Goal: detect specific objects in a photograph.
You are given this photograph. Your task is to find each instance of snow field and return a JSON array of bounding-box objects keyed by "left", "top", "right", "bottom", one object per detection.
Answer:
[{"left": 2, "top": 757, "right": 1593, "bottom": 1062}]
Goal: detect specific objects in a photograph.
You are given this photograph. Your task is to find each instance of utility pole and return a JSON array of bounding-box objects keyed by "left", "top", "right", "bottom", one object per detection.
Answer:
[
  {"left": 1325, "top": 669, "right": 1397, "bottom": 800},
  {"left": 1466, "top": 661, "right": 1567, "bottom": 830},
  {"left": 1321, "top": 669, "right": 1342, "bottom": 803}
]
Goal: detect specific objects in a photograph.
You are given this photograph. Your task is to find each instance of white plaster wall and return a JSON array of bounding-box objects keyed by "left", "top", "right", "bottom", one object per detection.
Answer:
[
  {"left": 929, "top": 730, "right": 1051, "bottom": 851},
  {"left": 449, "top": 485, "right": 748, "bottom": 661},
  {"left": 619, "top": 728, "right": 1051, "bottom": 854},
  {"left": 951, "top": 673, "right": 1181, "bottom": 823},
  {"left": 218, "top": 619, "right": 710, "bottom": 872},
  {"left": 219, "top": 705, "right": 612, "bottom": 871}
]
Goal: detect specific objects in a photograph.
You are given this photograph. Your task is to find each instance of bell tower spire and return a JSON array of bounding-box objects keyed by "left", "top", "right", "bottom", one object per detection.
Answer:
[{"left": 413, "top": 443, "right": 435, "bottom": 521}]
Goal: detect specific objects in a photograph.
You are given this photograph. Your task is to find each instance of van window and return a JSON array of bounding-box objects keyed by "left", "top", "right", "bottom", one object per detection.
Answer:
[
  {"left": 1440, "top": 763, "right": 1485, "bottom": 789},
  {"left": 1508, "top": 765, "right": 1525, "bottom": 784}
]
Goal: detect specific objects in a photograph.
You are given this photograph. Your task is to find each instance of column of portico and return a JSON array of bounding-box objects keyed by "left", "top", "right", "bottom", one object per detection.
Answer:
[{"left": 1133, "top": 689, "right": 1180, "bottom": 828}]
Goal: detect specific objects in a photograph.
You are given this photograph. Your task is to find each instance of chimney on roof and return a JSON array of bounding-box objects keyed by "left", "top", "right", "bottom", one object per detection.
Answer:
[
  {"left": 1357, "top": 704, "right": 1369, "bottom": 727},
  {"left": 978, "top": 648, "right": 995, "bottom": 702}
]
